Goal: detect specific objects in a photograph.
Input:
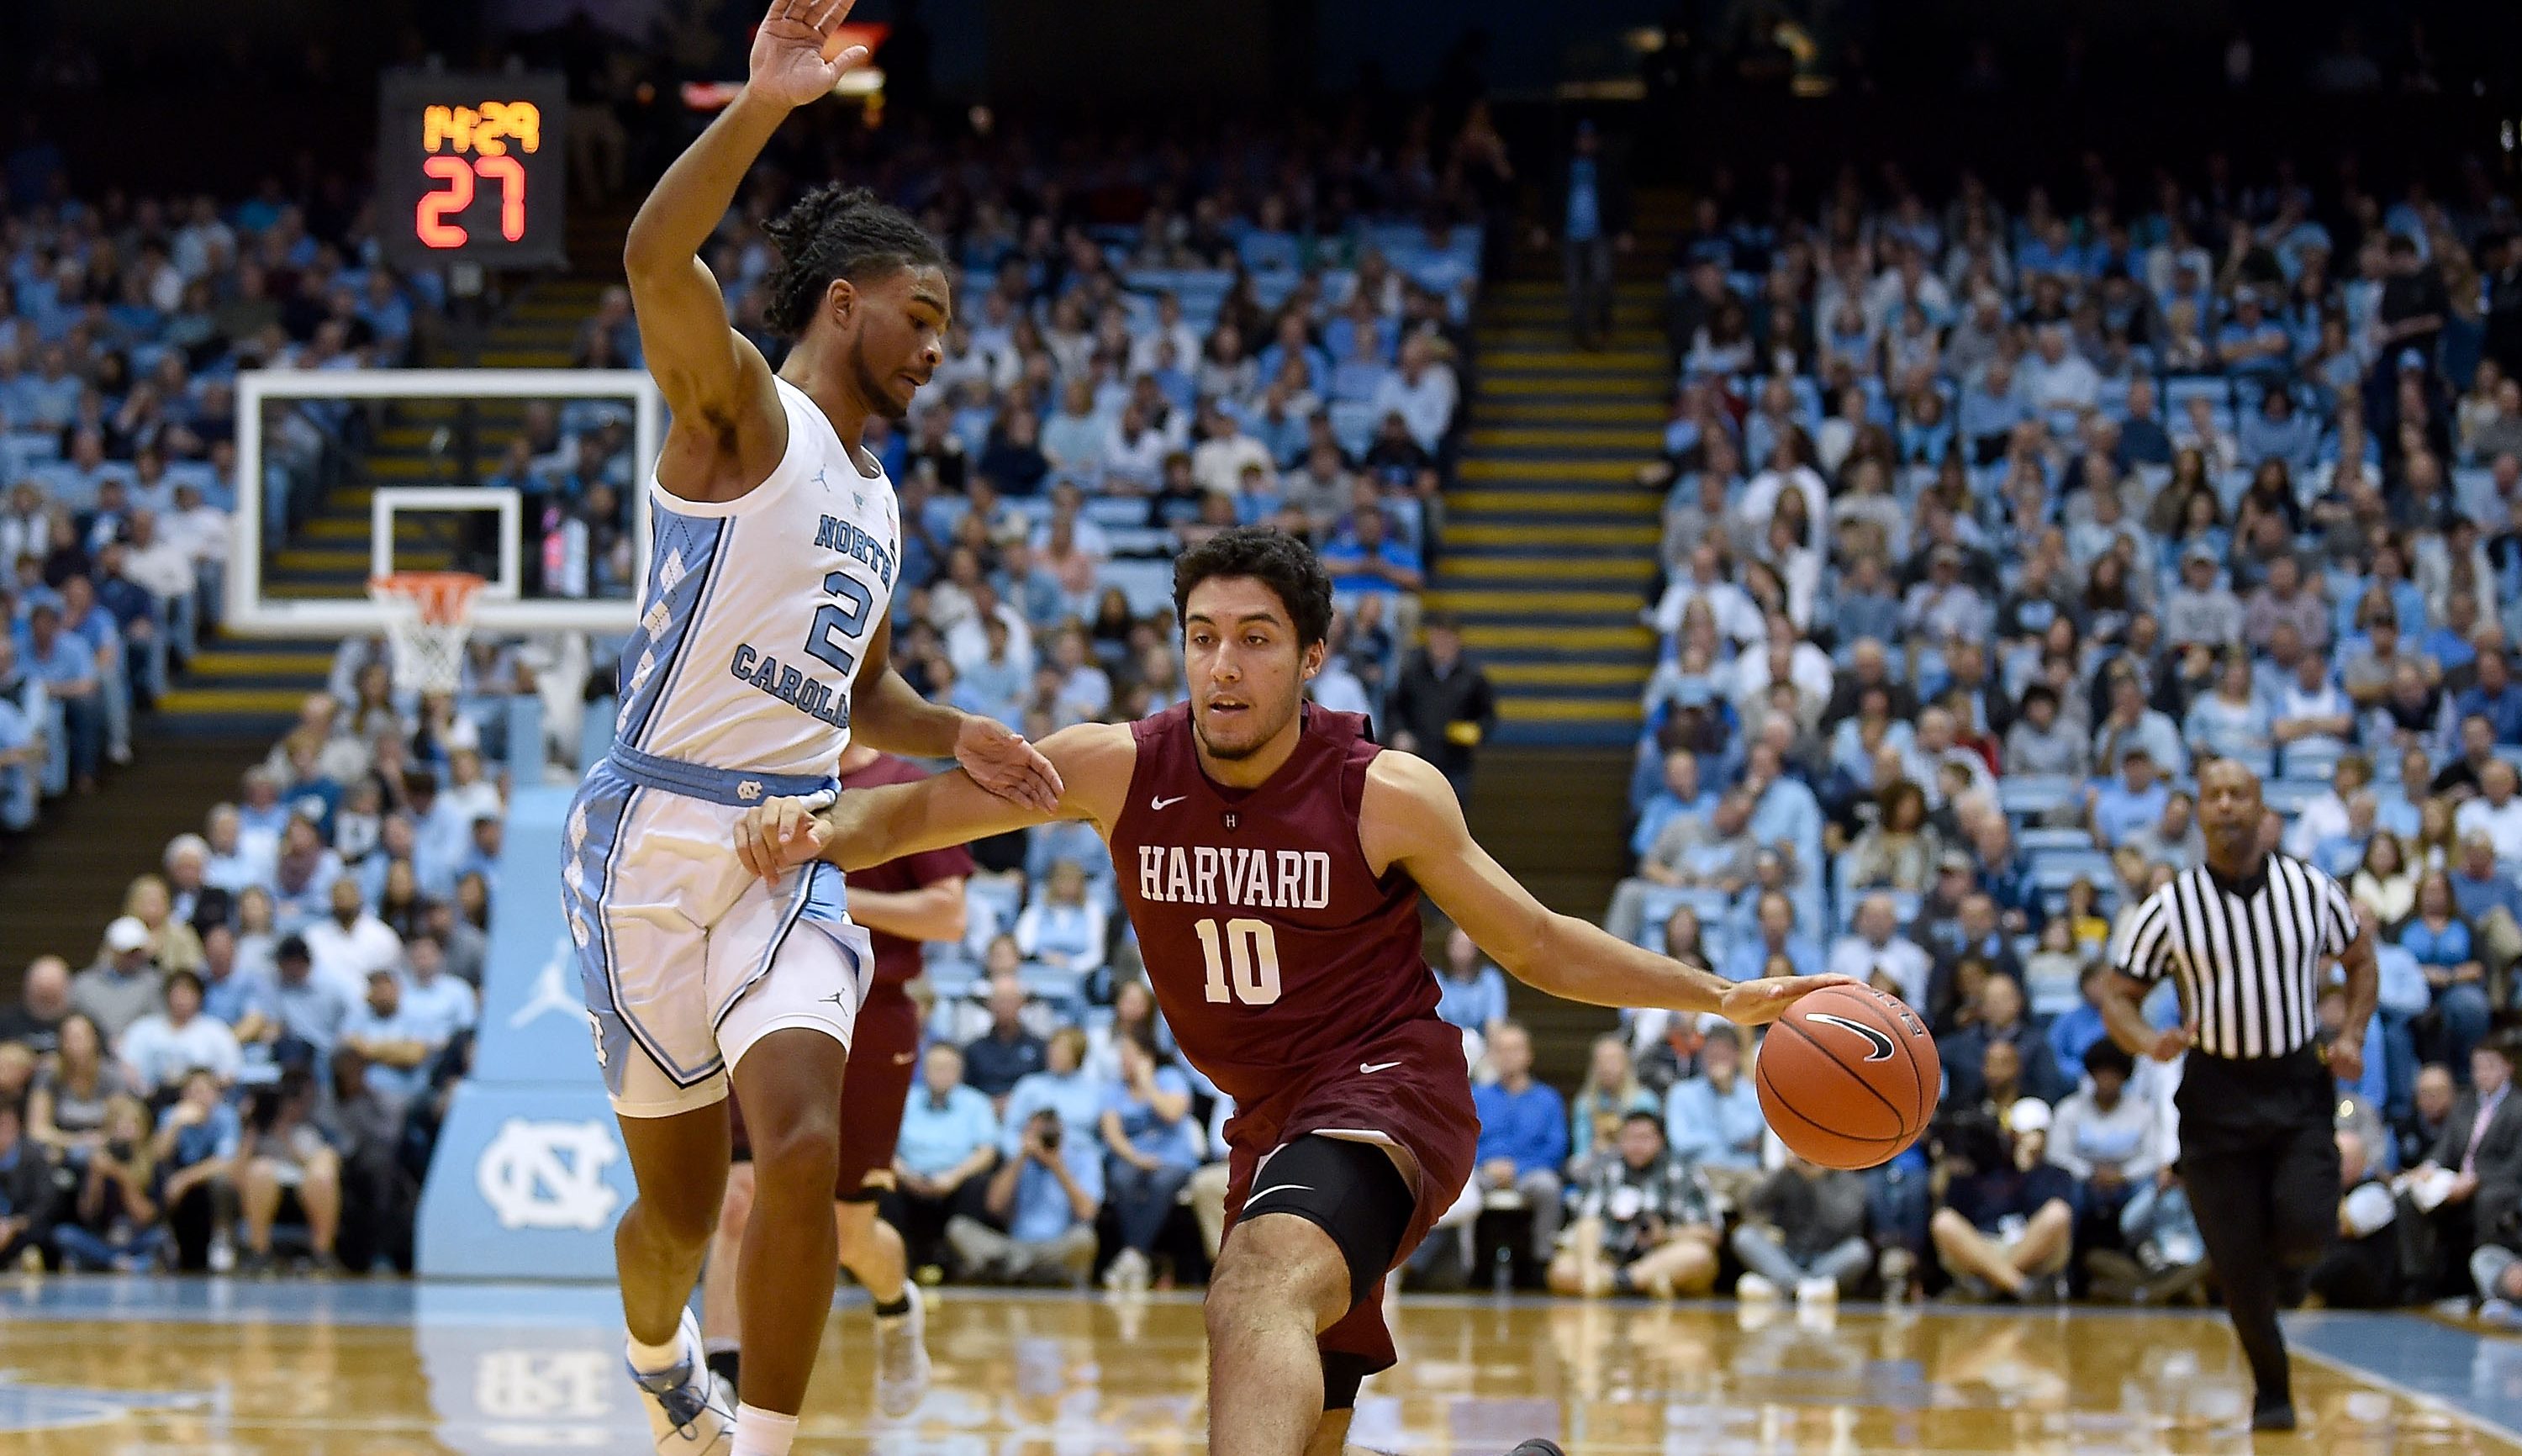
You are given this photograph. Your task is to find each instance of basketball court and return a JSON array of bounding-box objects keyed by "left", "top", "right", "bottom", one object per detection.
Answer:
[{"left": 0, "top": 1279, "right": 2511, "bottom": 1453}]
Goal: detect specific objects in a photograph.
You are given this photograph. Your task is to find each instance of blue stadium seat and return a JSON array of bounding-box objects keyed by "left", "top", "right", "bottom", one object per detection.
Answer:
[
  {"left": 2029, "top": 848, "right": 2116, "bottom": 891},
  {"left": 1631, "top": 887, "right": 1733, "bottom": 949},
  {"left": 1102, "top": 558, "right": 1177, "bottom": 617},
  {"left": 1083, "top": 496, "right": 1145, "bottom": 528},
  {"left": 1997, "top": 775, "right": 2078, "bottom": 820},
  {"left": 2165, "top": 375, "right": 2231, "bottom": 412},
  {"left": 925, "top": 945, "right": 980, "bottom": 1002},
  {"left": 2260, "top": 778, "right": 2328, "bottom": 816},
  {"left": 2018, "top": 826, "right": 2097, "bottom": 855}
]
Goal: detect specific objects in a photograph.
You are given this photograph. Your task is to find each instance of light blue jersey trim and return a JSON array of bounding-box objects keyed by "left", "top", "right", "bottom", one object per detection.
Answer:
[{"left": 619, "top": 509, "right": 732, "bottom": 751}]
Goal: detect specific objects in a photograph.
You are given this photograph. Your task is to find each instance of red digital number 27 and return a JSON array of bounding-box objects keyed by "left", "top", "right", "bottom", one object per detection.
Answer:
[{"left": 416, "top": 156, "right": 529, "bottom": 249}]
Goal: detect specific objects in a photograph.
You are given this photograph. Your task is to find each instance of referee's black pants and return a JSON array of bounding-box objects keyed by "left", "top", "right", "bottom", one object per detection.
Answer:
[{"left": 2176, "top": 1048, "right": 2340, "bottom": 1405}]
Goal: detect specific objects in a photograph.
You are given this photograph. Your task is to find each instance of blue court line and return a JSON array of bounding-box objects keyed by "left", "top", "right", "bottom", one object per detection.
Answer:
[{"left": 2287, "top": 1310, "right": 2522, "bottom": 1444}]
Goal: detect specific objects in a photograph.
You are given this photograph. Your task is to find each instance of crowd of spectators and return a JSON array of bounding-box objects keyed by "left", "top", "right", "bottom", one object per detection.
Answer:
[
  {"left": 0, "top": 697, "right": 499, "bottom": 1273},
  {"left": 0, "top": 124, "right": 481, "bottom": 830},
  {"left": 0, "top": 87, "right": 1505, "bottom": 1281},
  {"left": 1517, "top": 143, "right": 2522, "bottom": 1313}
]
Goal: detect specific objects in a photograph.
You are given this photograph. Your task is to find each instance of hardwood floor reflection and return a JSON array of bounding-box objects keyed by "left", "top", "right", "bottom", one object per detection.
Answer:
[{"left": 0, "top": 1282, "right": 2509, "bottom": 1453}]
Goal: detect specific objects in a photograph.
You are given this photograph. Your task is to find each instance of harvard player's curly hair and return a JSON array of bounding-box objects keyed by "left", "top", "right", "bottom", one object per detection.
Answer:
[
  {"left": 1172, "top": 526, "right": 1335, "bottom": 649},
  {"left": 760, "top": 184, "right": 947, "bottom": 338}
]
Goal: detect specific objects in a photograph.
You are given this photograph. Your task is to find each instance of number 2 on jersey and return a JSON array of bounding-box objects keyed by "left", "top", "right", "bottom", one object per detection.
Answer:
[
  {"left": 1195, "top": 917, "right": 1281, "bottom": 1005},
  {"left": 803, "top": 569, "right": 876, "bottom": 677}
]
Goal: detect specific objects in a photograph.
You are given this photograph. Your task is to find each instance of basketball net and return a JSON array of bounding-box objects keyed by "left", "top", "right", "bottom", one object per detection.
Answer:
[{"left": 367, "top": 571, "right": 485, "bottom": 697}]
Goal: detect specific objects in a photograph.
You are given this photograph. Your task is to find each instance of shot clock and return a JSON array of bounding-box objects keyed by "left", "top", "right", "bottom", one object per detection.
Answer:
[{"left": 377, "top": 70, "right": 569, "bottom": 270}]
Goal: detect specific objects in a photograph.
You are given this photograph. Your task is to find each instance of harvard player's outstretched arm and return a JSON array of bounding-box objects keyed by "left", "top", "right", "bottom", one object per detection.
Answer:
[
  {"left": 625, "top": 0, "right": 872, "bottom": 499},
  {"left": 733, "top": 722, "right": 1132, "bottom": 881},
  {"left": 848, "top": 616, "right": 1063, "bottom": 811},
  {"left": 1359, "top": 751, "right": 1851, "bottom": 1023}
]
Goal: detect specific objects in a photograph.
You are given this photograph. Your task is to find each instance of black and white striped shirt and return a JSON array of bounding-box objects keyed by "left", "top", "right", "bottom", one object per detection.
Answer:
[{"left": 2113, "top": 854, "right": 2356, "bottom": 1060}]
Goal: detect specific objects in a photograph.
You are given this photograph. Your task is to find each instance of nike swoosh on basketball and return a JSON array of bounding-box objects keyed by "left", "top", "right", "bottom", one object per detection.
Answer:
[
  {"left": 1359, "top": 1061, "right": 1401, "bottom": 1074},
  {"left": 1150, "top": 794, "right": 1187, "bottom": 810},
  {"left": 1243, "top": 1184, "right": 1311, "bottom": 1208},
  {"left": 1805, "top": 1011, "right": 1897, "bottom": 1062}
]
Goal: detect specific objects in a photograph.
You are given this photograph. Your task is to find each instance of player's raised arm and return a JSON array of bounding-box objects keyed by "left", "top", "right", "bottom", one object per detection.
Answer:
[
  {"left": 1359, "top": 751, "right": 1850, "bottom": 1025},
  {"left": 732, "top": 721, "right": 1135, "bottom": 881},
  {"left": 624, "top": 0, "right": 871, "bottom": 496}
]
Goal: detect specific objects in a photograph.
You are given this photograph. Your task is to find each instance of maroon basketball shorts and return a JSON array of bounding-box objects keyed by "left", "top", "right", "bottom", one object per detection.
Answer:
[
  {"left": 1219, "top": 1025, "right": 1480, "bottom": 1387},
  {"left": 725, "top": 983, "right": 921, "bottom": 1200}
]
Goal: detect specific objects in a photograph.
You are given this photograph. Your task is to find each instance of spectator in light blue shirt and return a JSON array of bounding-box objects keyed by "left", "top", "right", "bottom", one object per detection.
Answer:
[
  {"left": 2216, "top": 291, "right": 2293, "bottom": 382},
  {"left": 1000, "top": 1027, "right": 1105, "bottom": 1160},
  {"left": 1744, "top": 743, "right": 1824, "bottom": 865},
  {"left": 1098, "top": 1037, "right": 1198, "bottom": 1274},
  {"left": 1014, "top": 861, "right": 1107, "bottom": 989},
  {"left": 1664, "top": 1023, "right": 1766, "bottom": 1172},
  {"left": 2088, "top": 749, "right": 2172, "bottom": 849},
  {"left": 1318, "top": 506, "right": 1424, "bottom": 600},
  {"left": 899, "top": 1043, "right": 1001, "bottom": 1183},
  {"left": 1957, "top": 359, "right": 2029, "bottom": 456},
  {"left": 1722, "top": 890, "right": 1823, "bottom": 985},
  {"left": 341, "top": 968, "right": 438, "bottom": 1107},
  {"left": 1631, "top": 748, "right": 1713, "bottom": 858},
  {"left": 951, "top": 1103, "right": 1100, "bottom": 1285},
  {"left": 1433, "top": 927, "right": 1510, "bottom": 1038},
  {"left": 1471, "top": 1023, "right": 1570, "bottom": 1267},
  {"left": 2457, "top": 655, "right": 2522, "bottom": 745},
  {"left": 2237, "top": 388, "right": 2319, "bottom": 477},
  {"left": 2092, "top": 670, "right": 2188, "bottom": 777},
  {"left": 196, "top": 925, "right": 275, "bottom": 1037},
  {"left": 0, "top": 691, "right": 34, "bottom": 831},
  {"left": 18, "top": 604, "right": 100, "bottom": 788},
  {"left": 394, "top": 934, "right": 478, "bottom": 1049},
  {"left": 268, "top": 934, "right": 353, "bottom": 1065},
  {"left": 2183, "top": 652, "right": 2275, "bottom": 765}
]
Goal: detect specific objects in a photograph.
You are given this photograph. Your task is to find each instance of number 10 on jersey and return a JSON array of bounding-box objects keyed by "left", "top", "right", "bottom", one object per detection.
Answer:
[{"left": 1195, "top": 918, "right": 1282, "bottom": 1005}]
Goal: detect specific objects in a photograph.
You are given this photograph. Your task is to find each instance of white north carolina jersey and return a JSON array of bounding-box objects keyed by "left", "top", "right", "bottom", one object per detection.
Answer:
[{"left": 614, "top": 376, "right": 902, "bottom": 778}]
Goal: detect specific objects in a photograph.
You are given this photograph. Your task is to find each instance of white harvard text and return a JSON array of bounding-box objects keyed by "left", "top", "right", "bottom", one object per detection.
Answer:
[{"left": 1137, "top": 845, "right": 1332, "bottom": 910}]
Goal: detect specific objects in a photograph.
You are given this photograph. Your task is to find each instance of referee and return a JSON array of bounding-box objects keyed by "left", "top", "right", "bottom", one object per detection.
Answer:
[{"left": 2105, "top": 759, "right": 2377, "bottom": 1432}]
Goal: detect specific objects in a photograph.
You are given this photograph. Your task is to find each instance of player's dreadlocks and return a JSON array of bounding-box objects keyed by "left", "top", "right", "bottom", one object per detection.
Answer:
[
  {"left": 1173, "top": 526, "right": 1337, "bottom": 649},
  {"left": 760, "top": 184, "right": 947, "bottom": 338}
]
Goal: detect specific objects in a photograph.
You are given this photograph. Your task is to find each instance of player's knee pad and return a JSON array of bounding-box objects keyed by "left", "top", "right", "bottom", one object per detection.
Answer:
[{"left": 1237, "top": 1135, "right": 1414, "bottom": 1312}]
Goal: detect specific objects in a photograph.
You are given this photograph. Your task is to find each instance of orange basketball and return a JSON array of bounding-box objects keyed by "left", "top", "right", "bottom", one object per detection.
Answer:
[{"left": 1753, "top": 984, "right": 1940, "bottom": 1170}]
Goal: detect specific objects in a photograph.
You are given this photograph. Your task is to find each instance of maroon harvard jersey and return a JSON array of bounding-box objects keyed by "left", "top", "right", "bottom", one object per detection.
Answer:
[
  {"left": 1109, "top": 702, "right": 1451, "bottom": 1104},
  {"left": 841, "top": 753, "right": 975, "bottom": 986},
  {"left": 1111, "top": 703, "right": 1479, "bottom": 1375}
]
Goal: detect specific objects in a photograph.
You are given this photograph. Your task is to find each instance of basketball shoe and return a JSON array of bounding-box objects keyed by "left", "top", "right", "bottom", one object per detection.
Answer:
[
  {"left": 626, "top": 1308, "right": 736, "bottom": 1454},
  {"left": 872, "top": 1283, "right": 931, "bottom": 1417}
]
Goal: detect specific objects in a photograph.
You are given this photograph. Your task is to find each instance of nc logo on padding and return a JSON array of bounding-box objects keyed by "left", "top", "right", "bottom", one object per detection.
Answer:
[{"left": 477, "top": 1119, "right": 621, "bottom": 1230}]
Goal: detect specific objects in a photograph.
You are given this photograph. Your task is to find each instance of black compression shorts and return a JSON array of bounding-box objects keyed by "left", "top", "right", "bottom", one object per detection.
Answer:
[{"left": 1237, "top": 1134, "right": 1414, "bottom": 1410}]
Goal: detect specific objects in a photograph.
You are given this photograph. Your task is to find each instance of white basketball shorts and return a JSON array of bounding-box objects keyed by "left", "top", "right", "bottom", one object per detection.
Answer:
[{"left": 563, "top": 748, "right": 873, "bottom": 1118}]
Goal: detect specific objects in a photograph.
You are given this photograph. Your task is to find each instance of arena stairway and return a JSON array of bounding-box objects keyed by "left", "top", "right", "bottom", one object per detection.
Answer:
[
  {"left": 1430, "top": 282, "right": 1669, "bottom": 749},
  {"left": 1459, "top": 745, "right": 1631, "bottom": 1080},
  {"left": 155, "top": 278, "right": 615, "bottom": 739},
  {"left": 0, "top": 737, "right": 268, "bottom": 974}
]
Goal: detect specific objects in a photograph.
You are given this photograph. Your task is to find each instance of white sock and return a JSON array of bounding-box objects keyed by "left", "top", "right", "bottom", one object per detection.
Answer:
[
  {"left": 732, "top": 1403, "right": 799, "bottom": 1456},
  {"left": 626, "top": 1327, "right": 687, "bottom": 1374}
]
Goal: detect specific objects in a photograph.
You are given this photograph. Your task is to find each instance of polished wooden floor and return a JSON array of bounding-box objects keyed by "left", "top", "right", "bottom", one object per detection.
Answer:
[{"left": 0, "top": 1279, "right": 2514, "bottom": 1453}]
